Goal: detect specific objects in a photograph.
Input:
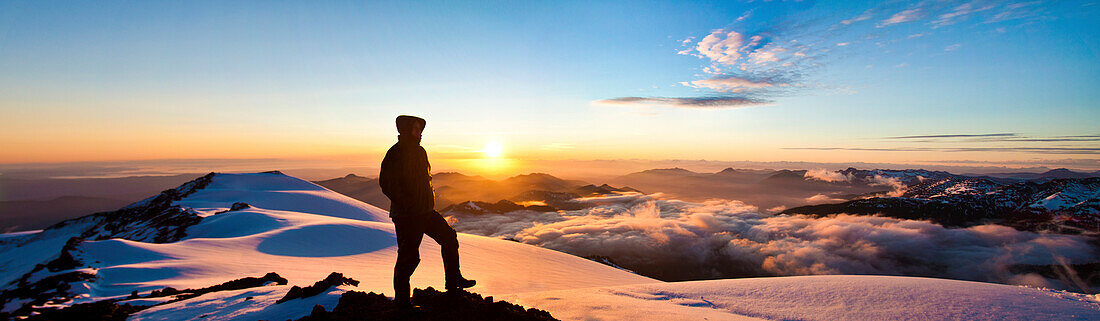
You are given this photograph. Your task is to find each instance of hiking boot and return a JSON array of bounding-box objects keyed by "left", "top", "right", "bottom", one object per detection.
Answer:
[
  {"left": 395, "top": 297, "right": 414, "bottom": 311},
  {"left": 395, "top": 303, "right": 421, "bottom": 318},
  {"left": 445, "top": 277, "right": 476, "bottom": 291}
]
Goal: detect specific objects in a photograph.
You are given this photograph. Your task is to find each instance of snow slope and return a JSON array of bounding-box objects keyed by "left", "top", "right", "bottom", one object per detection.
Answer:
[
  {"left": 0, "top": 172, "right": 654, "bottom": 319},
  {"left": 3, "top": 172, "right": 1099, "bottom": 320},
  {"left": 506, "top": 275, "right": 1100, "bottom": 321}
]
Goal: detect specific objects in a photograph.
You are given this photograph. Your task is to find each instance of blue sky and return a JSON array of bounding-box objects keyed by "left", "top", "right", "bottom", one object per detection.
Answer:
[{"left": 0, "top": 0, "right": 1097, "bottom": 173}]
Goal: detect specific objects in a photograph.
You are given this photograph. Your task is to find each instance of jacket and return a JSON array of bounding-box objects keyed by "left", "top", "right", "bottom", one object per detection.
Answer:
[{"left": 379, "top": 140, "right": 435, "bottom": 219}]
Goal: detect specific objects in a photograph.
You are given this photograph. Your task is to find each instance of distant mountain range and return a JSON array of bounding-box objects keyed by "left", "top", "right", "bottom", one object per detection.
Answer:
[
  {"left": 313, "top": 168, "right": 1100, "bottom": 224},
  {"left": 3, "top": 167, "right": 1097, "bottom": 233},
  {"left": 0, "top": 174, "right": 201, "bottom": 232},
  {"left": 0, "top": 196, "right": 133, "bottom": 232},
  {"left": 314, "top": 172, "right": 639, "bottom": 215},
  {"left": 965, "top": 168, "right": 1100, "bottom": 181},
  {"left": 440, "top": 184, "right": 642, "bottom": 215},
  {"left": 373, "top": 168, "right": 1096, "bottom": 236},
  {"left": 784, "top": 176, "right": 1100, "bottom": 234}
]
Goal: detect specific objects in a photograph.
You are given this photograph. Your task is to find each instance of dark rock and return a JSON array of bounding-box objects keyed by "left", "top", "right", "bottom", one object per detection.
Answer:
[
  {"left": 46, "top": 237, "right": 83, "bottom": 272},
  {"left": 149, "top": 287, "right": 180, "bottom": 298},
  {"left": 4, "top": 272, "right": 290, "bottom": 320},
  {"left": 0, "top": 271, "right": 98, "bottom": 318},
  {"left": 230, "top": 202, "right": 251, "bottom": 211},
  {"left": 147, "top": 272, "right": 288, "bottom": 301},
  {"left": 308, "top": 304, "right": 329, "bottom": 320},
  {"left": 215, "top": 202, "right": 252, "bottom": 214},
  {"left": 296, "top": 287, "right": 558, "bottom": 321},
  {"left": 24, "top": 299, "right": 142, "bottom": 321},
  {"left": 277, "top": 272, "right": 359, "bottom": 304}
]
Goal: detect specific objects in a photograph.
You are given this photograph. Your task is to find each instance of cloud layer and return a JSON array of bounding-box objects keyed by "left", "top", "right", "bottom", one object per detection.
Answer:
[
  {"left": 803, "top": 168, "right": 851, "bottom": 182},
  {"left": 593, "top": 96, "right": 770, "bottom": 108},
  {"left": 447, "top": 193, "right": 1098, "bottom": 291}
]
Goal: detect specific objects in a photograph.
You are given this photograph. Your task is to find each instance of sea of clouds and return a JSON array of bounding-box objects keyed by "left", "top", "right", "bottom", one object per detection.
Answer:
[{"left": 446, "top": 193, "right": 1098, "bottom": 292}]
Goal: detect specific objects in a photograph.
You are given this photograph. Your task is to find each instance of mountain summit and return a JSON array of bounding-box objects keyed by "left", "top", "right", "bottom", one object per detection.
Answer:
[{"left": 1, "top": 172, "right": 1097, "bottom": 320}]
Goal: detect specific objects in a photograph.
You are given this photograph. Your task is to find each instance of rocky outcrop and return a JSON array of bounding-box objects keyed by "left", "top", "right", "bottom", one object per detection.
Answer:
[
  {"left": 297, "top": 287, "right": 558, "bottom": 321},
  {"left": 278, "top": 272, "right": 359, "bottom": 304},
  {"left": 15, "top": 272, "right": 288, "bottom": 321},
  {"left": 146, "top": 272, "right": 288, "bottom": 302},
  {"left": 47, "top": 172, "right": 216, "bottom": 243}
]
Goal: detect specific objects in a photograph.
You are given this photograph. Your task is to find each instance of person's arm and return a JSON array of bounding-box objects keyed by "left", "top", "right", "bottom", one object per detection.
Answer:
[
  {"left": 379, "top": 146, "right": 409, "bottom": 211},
  {"left": 421, "top": 146, "right": 431, "bottom": 173}
]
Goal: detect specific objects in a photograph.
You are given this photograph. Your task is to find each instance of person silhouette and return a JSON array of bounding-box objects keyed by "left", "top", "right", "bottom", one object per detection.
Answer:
[{"left": 379, "top": 115, "right": 476, "bottom": 309}]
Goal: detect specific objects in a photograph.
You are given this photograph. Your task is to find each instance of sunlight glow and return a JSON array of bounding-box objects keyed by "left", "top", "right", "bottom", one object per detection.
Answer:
[{"left": 483, "top": 141, "right": 504, "bottom": 158}]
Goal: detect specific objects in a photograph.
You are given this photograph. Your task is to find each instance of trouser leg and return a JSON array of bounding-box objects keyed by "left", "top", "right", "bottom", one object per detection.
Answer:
[
  {"left": 423, "top": 211, "right": 462, "bottom": 280},
  {"left": 393, "top": 218, "right": 424, "bottom": 303}
]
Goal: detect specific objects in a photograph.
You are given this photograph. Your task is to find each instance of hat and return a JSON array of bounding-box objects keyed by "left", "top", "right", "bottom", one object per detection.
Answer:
[{"left": 395, "top": 115, "right": 426, "bottom": 135}]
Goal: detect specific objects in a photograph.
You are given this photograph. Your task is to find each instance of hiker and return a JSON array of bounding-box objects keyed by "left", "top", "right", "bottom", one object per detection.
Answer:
[{"left": 379, "top": 115, "right": 476, "bottom": 309}]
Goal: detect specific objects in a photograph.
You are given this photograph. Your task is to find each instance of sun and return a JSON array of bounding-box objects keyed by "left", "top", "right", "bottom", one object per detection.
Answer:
[{"left": 483, "top": 141, "right": 504, "bottom": 158}]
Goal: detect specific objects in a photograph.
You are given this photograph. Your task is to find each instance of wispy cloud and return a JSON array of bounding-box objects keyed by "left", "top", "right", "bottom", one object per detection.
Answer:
[
  {"left": 987, "top": 1, "right": 1046, "bottom": 23},
  {"left": 598, "top": 0, "right": 1057, "bottom": 111},
  {"left": 1004, "top": 138, "right": 1100, "bottom": 142},
  {"left": 594, "top": 96, "right": 771, "bottom": 109},
  {"left": 785, "top": 147, "right": 1100, "bottom": 154},
  {"left": 680, "top": 76, "right": 784, "bottom": 93},
  {"left": 950, "top": 147, "right": 1100, "bottom": 154},
  {"left": 883, "top": 133, "right": 1100, "bottom": 142},
  {"left": 932, "top": 2, "right": 996, "bottom": 27},
  {"left": 884, "top": 133, "right": 1017, "bottom": 139},
  {"left": 840, "top": 9, "right": 874, "bottom": 25},
  {"left": 878, "top": 8, "right": 923, "bottom": 27},
  {"left": 927, "top": 158, "right": 1100, "bottom": 168},
  {"left": 1056, "top": 135, "right": 1100, "bottom": 138},
  {"left": 785, "top": 147, "right": 930, "bottom": 152},
  {"left": 790, "top": 131, "right": 1100, "bottom": 155}
]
